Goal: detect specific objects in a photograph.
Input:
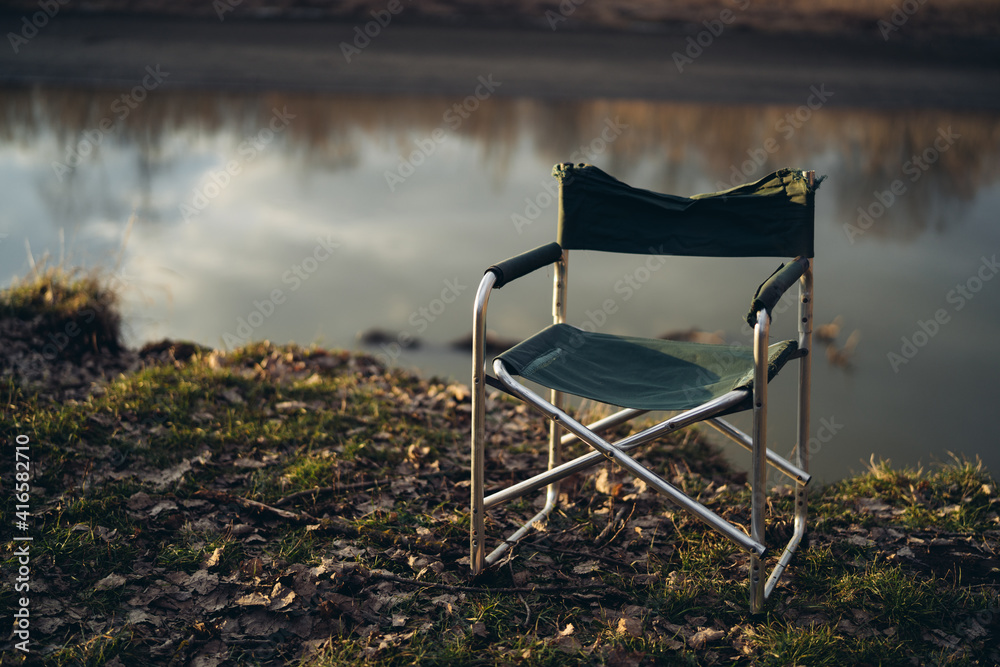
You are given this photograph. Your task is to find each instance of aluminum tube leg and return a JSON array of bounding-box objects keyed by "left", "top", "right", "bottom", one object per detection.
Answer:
[
  {"left": 750, "top": 308, "right": 769, "bottom": 613},
  {"left": 470, "top": 272, "right": 496, "bottom": 575},
  {"left": 485, "top": 384, "right": 566, "bottom": 563},
  {"left": 484, "top": 392, "right": 745, "bottom": 510},
  {"left": 495, "top": 361, "right": 764, "bottom": 556},
  {"left": 546, "top": 251, "right": 568, "bottom": 521},
  {"left": 764, "top": 522, "right": 806, "bottom": 599},
  {"left": 485, "top": 502, "right": 557, "bottom": 566},
  {"left": 705, "top": 418, "right": 811, "bottom": 486},
  {"left": 765, "top": 259, "right": 813, "bottom": 598},
  {"left": 795, "top": 261, "right": 813, "bottom": 541},
  {"left": 483, "top": 410, "right": 646, "bottom": 563},
  {"left": 560, "top": 408, "right": 647, "bottom": 446}
]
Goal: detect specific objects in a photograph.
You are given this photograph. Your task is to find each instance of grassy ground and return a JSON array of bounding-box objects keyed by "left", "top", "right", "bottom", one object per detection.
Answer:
[{"left": 2, "top": 271, "right": 999, "bottom": 666}]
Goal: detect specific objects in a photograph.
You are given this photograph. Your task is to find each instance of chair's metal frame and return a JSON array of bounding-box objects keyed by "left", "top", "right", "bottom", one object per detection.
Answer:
[{"left": 470, "top": 172, "right": 815, "bottom": 612}]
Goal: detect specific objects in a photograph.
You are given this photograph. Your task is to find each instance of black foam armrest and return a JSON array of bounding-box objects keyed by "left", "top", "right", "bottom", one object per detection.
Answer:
[
  {"left": 746, "top": 257, "right": 809, "bottom": 326},
  {"left": 486, "top": 242, "right": 563, "bottom": 288}
]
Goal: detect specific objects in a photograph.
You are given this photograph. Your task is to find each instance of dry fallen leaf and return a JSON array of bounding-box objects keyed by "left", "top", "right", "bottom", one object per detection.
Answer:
[
  {"left": 268, "top": 583, "right": 297, "bottom": 611},
  {"left": 572, "top": 561, "right": 601, "bottom": 575},
  {"left": 235, "top": 592, "right": 269, "bottom": 607},
  {"left": 616, "top": 616, "right": 643, "bottom": 638},
  {"left": 126, "top": 610, "right": 163, "bottom": 627},
  {"left": 187, "top": 570, "right": 219, "bottom": 595},
  {"left": 606, "top": 648, "right": 645, "bottom": 667},
  {"left": 689, "top": 627, "right": 724, "bottom": 649},
  {"left": 203, "top": 546, "right": 223, "bottom": 570},
  {"left": 126, "top": 492, "right": 153, "bottom": 511},
  {"left": 93, "top": 573, "right": 127, "bottom": 591},
  {"left": 148, "top": 500, "right": 178, "bottom": 517},
  {"left": 551, "top": 635, "right": 582, "bottom": 653}
]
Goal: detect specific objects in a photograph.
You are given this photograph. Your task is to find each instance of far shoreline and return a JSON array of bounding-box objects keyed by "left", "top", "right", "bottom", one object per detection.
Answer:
[{"left": 1, "top": 13, "right": 999, "bottom": 111}]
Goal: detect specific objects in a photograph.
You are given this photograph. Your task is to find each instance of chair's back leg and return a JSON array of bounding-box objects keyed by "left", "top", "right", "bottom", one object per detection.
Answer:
[
  {"left": 750, "top": 308, "right": 770, "bottom": 613},
  {"left": 547, "top": 251, "right": 569, "bottom": 501}
]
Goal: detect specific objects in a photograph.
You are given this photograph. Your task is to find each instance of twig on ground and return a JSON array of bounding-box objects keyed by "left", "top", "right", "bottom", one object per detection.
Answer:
[
  {"left": 524, "top": 541, "right": 636, "bottom": 570},
  {"left": 274, "top": 483, "right": 375, "bottom": 507},
  {"left": 196, "top": 489, "right": 317, "bottom": 523},
  {"left": 605, "top": 501, "right": 637, "bottom": 545},
  {"left": 370, "top": 571, "right": 605, "bottom": 594},
  {"left": 274, "top": 471, "right": 452, "bottom": 507},
  {"left": 595, "top": 501, "right": 634, "bottom": 545}
]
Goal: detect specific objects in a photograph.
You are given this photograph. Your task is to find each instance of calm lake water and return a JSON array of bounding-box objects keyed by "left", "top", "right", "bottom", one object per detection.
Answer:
[{"left": 2, "top": 87, "right": 999, "bottom": 481}]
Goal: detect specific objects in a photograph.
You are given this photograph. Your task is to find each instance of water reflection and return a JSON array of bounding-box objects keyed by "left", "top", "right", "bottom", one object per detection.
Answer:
[
  {"left": 2, "top": 86, "right": 1000, "bottom": 481},
  {"left": 3, "top": 87, "right": 998, "bottom": 240}
]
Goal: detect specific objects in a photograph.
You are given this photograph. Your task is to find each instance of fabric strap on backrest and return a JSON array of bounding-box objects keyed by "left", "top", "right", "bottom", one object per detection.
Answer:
[{"left": 554, "top": 163, "right": 815, "bottom": 258}]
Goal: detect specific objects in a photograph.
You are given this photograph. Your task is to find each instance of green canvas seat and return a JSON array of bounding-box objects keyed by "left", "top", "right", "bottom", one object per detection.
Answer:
[
  {"left": 469, "top": 164, "right": 821, "bottom": 613},
  {"left": 497, "top": 323, "right": 799, "bottom": 412}
]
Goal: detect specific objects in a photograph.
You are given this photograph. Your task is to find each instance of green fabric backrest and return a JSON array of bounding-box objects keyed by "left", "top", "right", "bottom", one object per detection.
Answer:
[{"left": 554, "top": 163, "right": 815, "bottom": 258}]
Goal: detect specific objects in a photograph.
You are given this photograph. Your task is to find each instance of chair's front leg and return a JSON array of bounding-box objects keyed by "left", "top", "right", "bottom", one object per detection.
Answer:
[
  {"left": 750, "top": 307, "right": 770, "bottom": 612},
  {"left": 470, "top": 272, "right": 496, "bottom": 576},
  {"left": 795, "top": 261, "right": 813, "bottom": 539}
]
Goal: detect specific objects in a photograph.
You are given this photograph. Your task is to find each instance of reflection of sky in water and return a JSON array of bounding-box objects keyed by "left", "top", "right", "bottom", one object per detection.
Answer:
[{"left": 2, "top": 88, "right": 1000, "bottom": 481}]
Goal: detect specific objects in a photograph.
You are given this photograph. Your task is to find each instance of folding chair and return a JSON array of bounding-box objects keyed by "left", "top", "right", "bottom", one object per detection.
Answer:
[{"left": 470, "top": 163, "right": 819, "bottom": 612}]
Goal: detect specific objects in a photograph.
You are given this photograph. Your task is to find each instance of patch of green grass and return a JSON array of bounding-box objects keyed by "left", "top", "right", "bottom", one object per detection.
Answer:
[
  {"left": 1, "top": 265, "right": 122, "bottom": 358},
  {"left": 824, "top": 455, "right": 997, "bottom": 532},
  {"left": 42, "top": 628, "right": 146, "bottom": 667},
  {"left": 34, "top": 506, "right": 139, "bottom": 579},
  {"left": 753, "top": 622, "right": 844, "bottom": 667},
  {"left": 830, "top": 560, "right": 951, "bottom": 628},
  {"left": 156, "top": 533, "right": 246, "bottom": 574}
]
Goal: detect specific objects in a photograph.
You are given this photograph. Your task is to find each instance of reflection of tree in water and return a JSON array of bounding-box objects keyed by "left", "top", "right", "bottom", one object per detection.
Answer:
[
  {"left": 524, "top": 99, "right": 1000, "bottom": 242},
  {"left": 3, "top": 88, "right": 998, "bottom": 242}
]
